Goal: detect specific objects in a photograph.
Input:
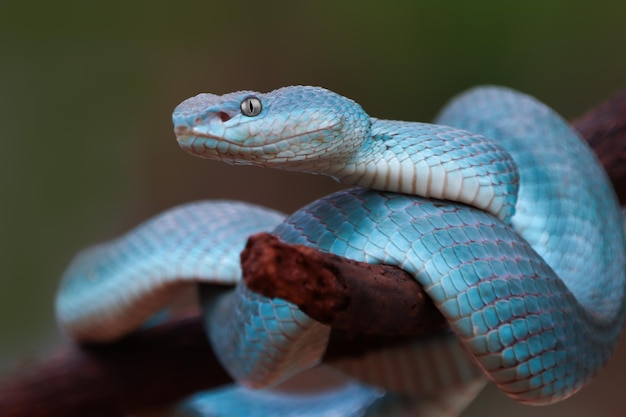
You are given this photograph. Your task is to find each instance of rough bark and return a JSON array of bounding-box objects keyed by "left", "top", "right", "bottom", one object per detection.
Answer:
[
  {"left": 241, "top": 233, "right": 447, "bottom": 336},
  {"left": 573, "top": 89, "right": 626, "bottom": 203}
]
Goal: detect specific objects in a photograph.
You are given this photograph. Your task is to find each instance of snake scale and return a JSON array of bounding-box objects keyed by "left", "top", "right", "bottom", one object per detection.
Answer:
[{"left": 55, "top": 86, "right": 626, "bottom": 416}]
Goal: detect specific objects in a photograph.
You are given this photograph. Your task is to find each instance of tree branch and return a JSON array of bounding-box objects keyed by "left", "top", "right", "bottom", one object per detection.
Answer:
[
  {"left": 241, "top": 233, "right": 447, "bottom": 336},
  {"left": 572, "top": 89, "right": 626, "bottom": 203},
  {"left": 0, "top": 314, "right": 229, "bottom": 417},
  {"left": 2, "top": 88, "right": 626, "bottom": 417}
]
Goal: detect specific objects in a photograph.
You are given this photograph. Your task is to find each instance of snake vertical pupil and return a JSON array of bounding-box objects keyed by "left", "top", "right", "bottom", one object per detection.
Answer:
[{"left": 241, "top": 96, "right": 262, "bottom": 117}]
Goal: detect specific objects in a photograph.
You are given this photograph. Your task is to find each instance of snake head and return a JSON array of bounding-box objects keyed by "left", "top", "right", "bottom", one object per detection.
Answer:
[{"left": 172, "top": 86, "right": 371, "bottom": 173}]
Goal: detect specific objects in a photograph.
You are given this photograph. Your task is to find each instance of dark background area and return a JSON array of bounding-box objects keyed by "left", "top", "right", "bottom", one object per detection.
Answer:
[{"left": 1, "top": 2, "right": 625, "bottom": 416}]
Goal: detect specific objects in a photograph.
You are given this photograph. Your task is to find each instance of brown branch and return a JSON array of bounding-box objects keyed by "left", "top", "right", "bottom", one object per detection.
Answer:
[
  {"left": 0, "top": 314, "right": 231, "bottom": 417},
  {"left": 241, "top": 233, "right": 447, "bottom": 336},
  {"left": 1, "top": 87, "right": 626, "bottom": 417},
  {"left": 572, "top": 89, "right": 626, "bottom": 203}
]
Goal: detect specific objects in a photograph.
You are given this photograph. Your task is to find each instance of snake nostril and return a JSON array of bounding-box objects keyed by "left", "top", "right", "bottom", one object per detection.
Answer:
[
  {"left": 219, "top": 111, "right": 232, "bottom": 122},
  {"left": 175, "top": 125, "right": 191, "bottom": 136}
]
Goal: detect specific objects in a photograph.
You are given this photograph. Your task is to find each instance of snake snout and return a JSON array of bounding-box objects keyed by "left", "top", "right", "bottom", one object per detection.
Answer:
[
  {"left": 174, "top": 125, "right": 193, "bottom": 141},
  {"left": 175, "top": 125, "right": 190, "bottom": 136}
]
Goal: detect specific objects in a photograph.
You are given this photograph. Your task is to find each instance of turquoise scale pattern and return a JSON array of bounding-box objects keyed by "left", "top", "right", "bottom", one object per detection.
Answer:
[
  {"left": 273, "top": 187, "right": 624, "bottom": 403},
  {"left": 436, "top": 86, "right": 625, "bottom": 322},
  {"left": 337, "top": 119, "right": 519, "bottom": 222},
  {"left": 201, "top": 282, "right": 329, "bottom": 388}
]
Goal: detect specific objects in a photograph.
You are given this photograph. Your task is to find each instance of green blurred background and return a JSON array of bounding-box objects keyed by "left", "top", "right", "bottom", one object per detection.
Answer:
[{"left": 1, "top": 1, "right": 625, "bottom": 416}]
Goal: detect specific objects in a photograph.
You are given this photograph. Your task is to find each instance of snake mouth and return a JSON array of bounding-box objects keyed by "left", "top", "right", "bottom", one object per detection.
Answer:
[{"left": 175, "top": 122, "right": 341, "bottom": 151}]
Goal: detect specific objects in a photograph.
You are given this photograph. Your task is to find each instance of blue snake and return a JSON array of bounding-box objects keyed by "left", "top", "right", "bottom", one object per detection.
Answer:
[{"left": 55, "top": 86, "right": 626, "bottom": 416}]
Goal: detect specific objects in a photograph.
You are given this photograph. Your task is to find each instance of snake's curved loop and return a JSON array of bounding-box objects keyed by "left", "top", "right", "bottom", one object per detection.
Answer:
[{"left": 55, "top": 200, "right": 285, "bottom": 342}]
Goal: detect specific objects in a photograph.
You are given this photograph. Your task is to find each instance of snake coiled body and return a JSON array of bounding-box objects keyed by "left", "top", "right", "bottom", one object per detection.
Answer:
[{"left": 56, "top": 86, "right": 626, "bottom": 416}]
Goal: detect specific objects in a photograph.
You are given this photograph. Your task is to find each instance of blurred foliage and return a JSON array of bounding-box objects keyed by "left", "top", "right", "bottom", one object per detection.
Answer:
[{"left": 1, "top": 1, "right": 625, "bottom": 415}]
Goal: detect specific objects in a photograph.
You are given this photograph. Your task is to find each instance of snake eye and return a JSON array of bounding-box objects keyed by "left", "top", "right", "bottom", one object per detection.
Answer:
[{"left": 240, "top": 96, "right": 262, "bottom": 117}]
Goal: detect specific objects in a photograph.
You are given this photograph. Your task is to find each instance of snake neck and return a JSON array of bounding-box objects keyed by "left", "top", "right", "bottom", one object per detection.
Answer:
[{"left": 328, "top": 119, "right": 519, "bottom": 224}]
